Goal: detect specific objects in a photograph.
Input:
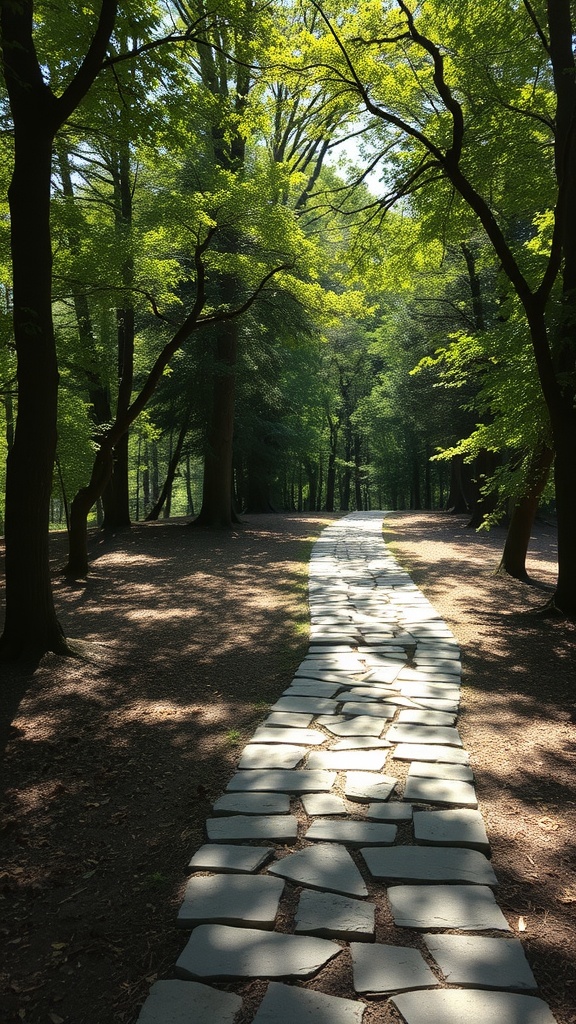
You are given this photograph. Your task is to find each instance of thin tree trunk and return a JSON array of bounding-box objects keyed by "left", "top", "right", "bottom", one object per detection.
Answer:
[
  {"left": 147, "top": 411, "right": 192, "bottom": 521},
  {"left": 498, "top": 445, "right": 554, "bottom": 580}
]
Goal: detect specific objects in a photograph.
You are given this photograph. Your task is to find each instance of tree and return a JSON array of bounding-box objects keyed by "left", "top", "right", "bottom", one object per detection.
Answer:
[
  {"left": 312, "top": 0, "right": 576, "bottom": 614},
  {"left": 0, "top": 0, "right": 118, "bottom": 658}
]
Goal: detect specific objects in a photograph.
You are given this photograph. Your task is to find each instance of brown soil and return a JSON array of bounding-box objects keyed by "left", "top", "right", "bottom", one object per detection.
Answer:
[{"left": 0, "top": 511, "right": 575, "bottom": 1024}]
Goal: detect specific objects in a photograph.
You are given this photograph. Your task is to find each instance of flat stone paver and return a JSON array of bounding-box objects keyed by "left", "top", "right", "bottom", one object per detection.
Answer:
[
  {"left": 403, "top": 777, "right": 478, "bottom": 806},
  {"left": 350, "top": 943, "right": 438, "bottom": 993},
  {"left": 407, "top": 761, "right": 474, "bottom": 782},
  {"left": 301, "top": 793, "right": 348, "bottom": 816},
  {"left": 136, "top": 980, "right": 242, "bottom": 1024},
  {"left": 388, "top": 884, "right": 511, "bottom": 930},
  {"left": 212, "top": 792, "right": 291, "bottom": 816},
  {"left": 361, "top": 846, "right": 497, "bottom": 885},
  {"left": 206, "top": 815, "right": 298, "bottom": 843},
  {"left": 251, "top": 727, "right": 326, "bottom": 745},
  {"left": 365, "top": 802, "right": 413, "bottom": 821},
  {"left": 345, "top": 771, "right": 398, "bottom": 802},
  {"left": 262, "top": 712, "right": 314, "bottom": 727},
  {"left": 253, "top": 982, "right": 366, "bottom": 1024},
  {"left": 238, "top": 745, "right": 308, "bottom": 770},
  {"left": 332, "top": 737, "right": 391, "bottom": 750},
  {"left": 414, "top": 809, "right": 490, "bottom": 853},
  {"left": 386, "top": 724, "right": 463, "bottom": 747},
  {"left": 305, "top": 818, "right": 397, "bottom": 847},
  {"left": 271, "top": 696, "right": 340, "bottom": 715},
  {"left": 187, "top": 844, "right": 274, "bottom": 873},
  {"left": 423, "top": 934, "right": 537, "bottom": 990},
  {"left": 342, "top": 702, "right": 398, "bottom": 718},
  {"left": 318, "top": 716, "right": 389, "bottom": 736},
  {"left": 393, "top": 744, "right": 470, "bottom": 765},
  {"left": 176, "top": 924, "right": 342, "bottom": 979},
  {"left": 268, "top": 843, "right": 368, "bottom": 896},
  {"left": 284, "top": 681, "right": 342, "bottom": 696},
  {"left": 391, "top": 989, "right": 557, "bottom": 1024},
  {"left": 397, "top": 709, "right": 457, "bottom": 726},
  {"left": 227, "top": 770, "right": 337, "bottom": 793},
  {"left": 306, "top": 749, "right": 388, "bottom": 771},
  {"left": 177, "top": 874, "right": 284, "bottom": 928},
  {"left": 295, "top": 890, "right": 376, "bottom": 940}
]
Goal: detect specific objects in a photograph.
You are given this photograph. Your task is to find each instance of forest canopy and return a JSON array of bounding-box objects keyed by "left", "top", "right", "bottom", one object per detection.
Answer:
[{"left": 0, "top": 0, "right": 574, "bottom": 657}]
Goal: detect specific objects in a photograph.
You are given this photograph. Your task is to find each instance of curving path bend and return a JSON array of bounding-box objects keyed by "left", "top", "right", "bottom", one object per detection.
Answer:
[{"left": 136, "top": 512, "right": 558, "bottom": 1024}]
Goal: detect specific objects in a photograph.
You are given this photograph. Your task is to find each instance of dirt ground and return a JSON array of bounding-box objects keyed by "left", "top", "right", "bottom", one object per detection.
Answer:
[{"left": 0, "top": 511, "right": 575, "bottom": 1024}]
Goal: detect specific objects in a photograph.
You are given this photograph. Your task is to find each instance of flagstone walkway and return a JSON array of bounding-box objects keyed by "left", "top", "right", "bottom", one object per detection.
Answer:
[{"left": 136, "top": 512, "right": 558, "bottom": 1024}]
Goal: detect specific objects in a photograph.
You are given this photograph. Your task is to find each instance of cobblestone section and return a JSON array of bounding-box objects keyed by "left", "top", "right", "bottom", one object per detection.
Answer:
[{"left": 136, "top": 512, "right": 558, "bottom": 1024}]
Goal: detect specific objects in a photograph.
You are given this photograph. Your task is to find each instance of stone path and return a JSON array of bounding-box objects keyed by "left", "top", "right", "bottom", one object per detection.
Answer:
[{"left": 136, "top": 512, "right": 558, "bottom": 1024}]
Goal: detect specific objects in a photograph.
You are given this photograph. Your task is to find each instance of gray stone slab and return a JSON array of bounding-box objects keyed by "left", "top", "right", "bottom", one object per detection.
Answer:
[
  {"left": 403, "top": 777, "right": 477, "bottom": 807},
  {"left": 340, "top": 684, "right": 402, "bottom": 698},
  {"left": 301, "top": 792, "right": 349, "bottom": 816},
  {"left": 306, "top": 818, "right": 397, "bottom": 847},
  {"left": 423, "top": 934, "right": 537, "bottom": 990},
  {"left": 136, "top": 980, "right": 242, "bottom": 1024},
  {"left": 391, "top": 990, "right": 556, "bottom": 1024},
  {"left": 365, "top": 802, "right": 413, "bottom": 821},
  {"left": 262, "top": 712, "right": 314, "bottom": 728},
  {"left": 251, "top": 727, "right": 326, "bottom": 746},
  {"left": 176, "top": 924, "right": 342, "bottom": 980},
  {"left": 411, "top": 698, "right": 460, "bottom": 713},
  {"left": 306, "top": 749, "right": 388, "bottom": 771},
  {"left": 177, "top": 874, "right": 285, "bottom": 929},
  {"left": 387, "top": 724, "right": 462, "bottom": 747},
  {"left": 206, "top": 815, "right": 299, "bottom": 843},
  {"left": 238, "top": 744, "right": 308, "bottom": 770},
  {"left": 414, "top": 656, "right": 461, "bottom": 670},
  {"left": 399, "top": 681, "right": 461, "bottom": 699},
  {"left": 271, "top": 696, "right": 340, "bottom": 715},
  {"left": 212, "top": 793, "right": 291, "bottom": 816},
  {"left": 253, "top": 982, "right": 366, "bottom": 1024},
  {"left": 284, "top": 681, "right": 341, "bottom": 697},
  {"left": 319, "top": 716, "right": 388, "bottom": 737},
  {"left": 388, "top": 884, "right": 510, "bottom": 930},
  {"left": 345, "top": 771, "right": 398, "bottom": 803},
  {"left": 393, "top": 744, "right": 469, "bottom": 765},
  {"left": 300, "top": 656, "right": 366, "bottom": 672},
  {"left": 414, "top": 809, "right": 489, "bottom": 853},
  {"left": 350, "top": 942, "right": 438, "bottom": 994},
  {"left": 342, "top": 702, "right": 397, "bottom": 718},
  {"left": 227, "top": 770, "right": 337, "bottom": 793},
  {"left": 268, "top": 842, "right": 368, "bottom": 896},
  {"left": 332, "top": 737, "right": 392, "bottom": 750},
  {"left": 295, "top": 889, "right": 376, "bottom": 940},
  {"left": 397, "top": 710, "right": 457, "bottom": 726},
  {"left": 188, "top": 844, "right": 274, "bottom": 873},
  {"left": 361, "top": 846, "right": 497, "bottom": 885},
  {"left": 408, "top": 762, "right": 473, "bottom": 782}
]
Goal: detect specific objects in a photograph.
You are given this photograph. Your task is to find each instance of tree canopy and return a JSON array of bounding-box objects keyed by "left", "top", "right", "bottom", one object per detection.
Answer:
[{"left": 0, "top": 0, "right": 574, "bottom": 657}]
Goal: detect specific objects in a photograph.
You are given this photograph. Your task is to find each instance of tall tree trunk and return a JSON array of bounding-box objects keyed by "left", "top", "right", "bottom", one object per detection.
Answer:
[
  {"left": 0, "top": 124, "right": 67, "bottom": 657},
  {"left": 102, "top": 143, "right": 134, "bottom": 530},
  {"left": 147, "top": 411, "right": 192, "bottom": 521},
  {"left": 498, "top": 444, "right": 554, "bottom": 579},
  {"left": 193, "top": 321, "right": 239, "bottom": 528},
  {"left": 185, "top": 452, "right": 195, "bottom": 516},
  {"left": 354, "top": 433, "right": 362, "bottom": 511}
]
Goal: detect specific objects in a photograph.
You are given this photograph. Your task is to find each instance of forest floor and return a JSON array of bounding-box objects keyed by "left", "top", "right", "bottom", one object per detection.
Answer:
[{"left": 0, "top": 511, "right": 575, "bottom": 1024}]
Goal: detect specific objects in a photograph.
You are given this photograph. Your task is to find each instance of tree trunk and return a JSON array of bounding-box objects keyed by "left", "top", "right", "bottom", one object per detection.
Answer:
[
  {"left": 67, "top": 446, "right": 114, "bottom": 577},
  {"left": 552, "top": 422, "right": 576, "bottom": 615},
  {"left": 354, "top": 433, "right": 362, "bottom": 511},
  {"left": 185, "top": 453, "right": 195, "bottom": 516},
  {"left": 193, "top": 321, "right": 239, "bottom": 528},
  {"left": 102, "top": 431, "right": 131, "bottom": 529},
  {"left": 0, "top": 122, "right": 67, "bottom": 657},
  {"left": 147, "top": 410, "right": 192, "bottom": 521},
  {"left": 498, "top": 445, "right": 554, "bottom": 580}
]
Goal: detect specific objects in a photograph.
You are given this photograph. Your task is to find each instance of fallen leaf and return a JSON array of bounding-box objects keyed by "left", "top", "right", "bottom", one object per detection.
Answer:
[
  {"left": 518, "top": 916, "right": 527, "bottom": 931},
  {"left": 49, "top": 1014, "right": 65, "bottom": 1024}
]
